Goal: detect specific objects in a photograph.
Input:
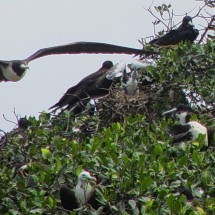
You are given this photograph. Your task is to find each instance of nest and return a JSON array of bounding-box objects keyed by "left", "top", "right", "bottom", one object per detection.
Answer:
[{"left": 98, "top": 88, "right": 147, "bottom": 123}]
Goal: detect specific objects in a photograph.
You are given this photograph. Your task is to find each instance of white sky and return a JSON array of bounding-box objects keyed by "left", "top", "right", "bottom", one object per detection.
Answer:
[{"left": 0, "top": 0, "right": 210, "bottom": 132}]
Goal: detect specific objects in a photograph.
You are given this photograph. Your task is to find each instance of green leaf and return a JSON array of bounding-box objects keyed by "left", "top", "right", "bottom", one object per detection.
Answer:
[
  {"left": 167, "top": 194, "right": 175, "bottom": 210},
  {"left": 201, "top": 170, "right": 211, "bottom": 185},
  {"left": 196, "top": 207, "right": 207, "bottom": 215},
  {"left": 41, "top": 148, "right": 51, "bottom": 159},
  {"left": 76, "top": 166, "right": 83, "bottom": 176}
]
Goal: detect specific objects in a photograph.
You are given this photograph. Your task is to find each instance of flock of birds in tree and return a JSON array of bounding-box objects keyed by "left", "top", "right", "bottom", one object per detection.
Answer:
[{"left": 3, "top": 16, "right": 213, "bottom": 212}]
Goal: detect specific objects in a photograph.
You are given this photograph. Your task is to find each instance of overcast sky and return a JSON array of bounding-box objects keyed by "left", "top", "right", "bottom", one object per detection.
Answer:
[{"left": 0, "top": 0, "right": 210, "bottom": 132}]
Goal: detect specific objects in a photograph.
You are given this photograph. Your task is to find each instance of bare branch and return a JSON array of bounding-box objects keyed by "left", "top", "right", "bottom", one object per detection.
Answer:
[
  {"left": 2, "top": 114, "right": 17, "bottom": 126},
  {"left": 198, "top": 15, "right": 215, "bottom": 43}
]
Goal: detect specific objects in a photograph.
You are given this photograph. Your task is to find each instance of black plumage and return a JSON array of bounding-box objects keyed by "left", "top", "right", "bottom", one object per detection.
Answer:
[
  {"left": 60, "top": 185, "right": 79, "bottom": 211},
  {"left": 49, "top": 60, "right": 125, "bottom": 112},
  {"left": 149, "top": 16, "right": 199, "bottom": 46},
  {"left": 0, "top": 42, "right": 159, "bottom": 82}
]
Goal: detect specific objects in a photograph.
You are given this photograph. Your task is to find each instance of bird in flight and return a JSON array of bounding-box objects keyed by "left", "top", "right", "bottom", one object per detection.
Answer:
[
  {"left": 149, "top": 16, "right": 199, "bottom": 46},
  {"left": 0, "top": 42, "right": 159, "bottom": 82}
]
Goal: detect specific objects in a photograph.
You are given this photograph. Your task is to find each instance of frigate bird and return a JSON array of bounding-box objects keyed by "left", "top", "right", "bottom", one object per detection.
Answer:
[
  {"left": 149, "top": 16, "right": 199, "bottom": 46},
  {"left": 49, "top": 60, "right": 126, "bottom": 112},
  {"left": 162, "top": 104, "right": 214, "bottom": 147},
  {"left": 121, "top": 69, "right": 139, "bottom": 95},
  {"left": 60, "top": 171, "right": 103, "bottom": 211},
  {"left": 0, "top": 42, "right": 159, "bottom": 82}
]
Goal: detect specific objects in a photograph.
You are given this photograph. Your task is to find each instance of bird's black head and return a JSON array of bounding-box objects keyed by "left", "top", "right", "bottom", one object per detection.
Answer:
[
  {"left": 12, "top": 61, "right": 29, "bottom": 77},
  {"left": 182, "top": 16, "right": 193, "bottom": 27},
  {"left": 102, "top": 61, "right": 113, "bottom": 69},
  {"left": 18, "top": 117, "right": 29, "bottom": 130}
]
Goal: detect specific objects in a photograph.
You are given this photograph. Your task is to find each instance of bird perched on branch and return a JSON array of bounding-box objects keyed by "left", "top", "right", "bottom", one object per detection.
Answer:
[
  {"left": 162, "top": 104, "right": 214, "bottom": 147},
  {"left": 149, "top": 16, "right": 199, "bottom": 46},
  {"left": 0, "top": 42, "right": 158, "bottom": 82},
  {"left": 49, "top": 60, "right": 126, "bottom": 113},
  {"left": 60, "top": 171, "right": 105, "bottom": 212}
]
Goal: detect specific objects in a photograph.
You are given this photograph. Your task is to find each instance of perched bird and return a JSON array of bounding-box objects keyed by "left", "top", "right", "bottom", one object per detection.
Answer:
[
  {"left": 18, "top": 117, "right": 29, "bottom": 130},
  {"left": 0, "top": 42, "right": 159, "bottom": 82},
  {"left": 162, "top": 104, "right": 214, "bottom": 147},
  {"left": 121, "top": 69, "right": 138, "bottom": 95},
  {"left": 60, "top": 171, "right": 103, "bottom": 211},
  {"left": 149, "top": 16, "right": 199, "bottom": 46},
  {"left": 49, "top": 60, "right": 126, "bottom": 112}
]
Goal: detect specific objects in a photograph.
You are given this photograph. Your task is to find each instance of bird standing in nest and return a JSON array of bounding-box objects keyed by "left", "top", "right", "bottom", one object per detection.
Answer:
[
  {"left": 121, "top": 60, "right": 156, "bottom": 95},
  {"left": 49, "top": 60, "right": 126, "bottom": 113},
  {"left": 121, "top": 69, "right": 139, "bottom": 95}
]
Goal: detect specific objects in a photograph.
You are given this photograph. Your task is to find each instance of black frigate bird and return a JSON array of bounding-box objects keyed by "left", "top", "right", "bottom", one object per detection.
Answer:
[
  {"left": 0, "top": 42, "right": 159, "bottom": 82},
  {"left": 60, "top": 171, "right": 106, "bottom": 212},
  {"left": 149, "top": 16, "right": 199, "bottom": 46},
  {"left": 49, "top": 60, "right": 126, "bottom": 112}
]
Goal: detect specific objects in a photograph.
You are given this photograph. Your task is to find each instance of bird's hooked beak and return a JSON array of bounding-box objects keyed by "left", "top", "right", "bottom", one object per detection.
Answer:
[
  {"left": 20, "top": 64, "right": 29, "bottom": 70},
  {"left": 162, "top": 107, "right": 178, "bottom": 116},
  {"left": 188, "top": 20, "right": 194, "bottom": 26},
  {"left": 86, "top": 175, "right": 97, "bottom": 185}
]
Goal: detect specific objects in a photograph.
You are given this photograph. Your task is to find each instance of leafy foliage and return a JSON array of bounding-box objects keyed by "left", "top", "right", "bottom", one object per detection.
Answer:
[{"left": 0, "top": 109, "right": 214, "bottom": 214}]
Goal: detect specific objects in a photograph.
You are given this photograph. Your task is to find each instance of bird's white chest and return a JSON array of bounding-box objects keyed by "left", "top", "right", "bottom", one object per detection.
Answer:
[
  {"left": 188, "top": 121, "right": 208, "bottom": 143},
  {"left": 124, "top": 79, "right": 138, "bottom": 95},
  {"left": 176, "top": 112, "right": 188, "bottom": 125},
  {"left": 1, "top": 65, "right": 26, "bottom": 82},
  {"left": 75, "top": 183, "right": 93, "bottom": 206}
]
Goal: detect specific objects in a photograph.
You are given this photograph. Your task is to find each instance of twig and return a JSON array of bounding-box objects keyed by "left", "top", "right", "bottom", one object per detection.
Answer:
[
  {"left": 198, "top": 15, "right": 215, "bottom": 43},
  {"left": 2, "top": 114, "right": 17, "bottom": 126}
]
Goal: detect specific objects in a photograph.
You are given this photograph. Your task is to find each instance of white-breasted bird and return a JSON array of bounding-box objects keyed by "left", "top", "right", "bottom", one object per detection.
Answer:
[
  {"left": 162, "top": 104, "right": 214, "bottom": 147},
  {"left": 60, "top": 171, "right": 106, "bottom": 211}
]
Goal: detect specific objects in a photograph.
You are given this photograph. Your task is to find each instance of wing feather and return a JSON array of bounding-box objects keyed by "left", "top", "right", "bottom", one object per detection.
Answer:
[{"left": 25, "top": 42, "right": 159, "bottom": 62}]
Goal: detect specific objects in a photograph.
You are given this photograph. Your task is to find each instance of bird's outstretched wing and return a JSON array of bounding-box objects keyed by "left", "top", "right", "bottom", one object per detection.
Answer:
[
  {"left": 0, "top": 72, "right": 5, "bottom": 82},
  {"left": 25, "top": 41, "right": 159, "bottom": 62}
]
